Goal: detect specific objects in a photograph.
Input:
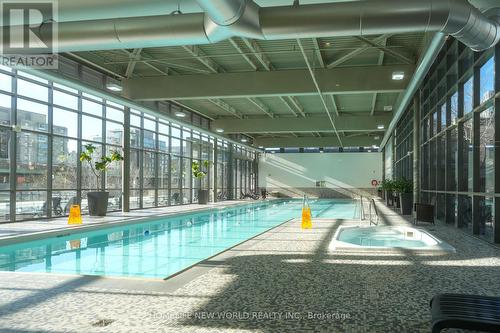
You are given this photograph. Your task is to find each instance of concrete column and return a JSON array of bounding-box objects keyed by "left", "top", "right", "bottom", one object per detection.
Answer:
[{"left": 413, "top": 92, "right": 420, "bottom": 206}]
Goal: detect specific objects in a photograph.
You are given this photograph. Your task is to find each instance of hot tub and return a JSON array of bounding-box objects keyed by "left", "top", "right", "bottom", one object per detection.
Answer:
[{"left": 329, "top": 226, "right": 455, "bottom": 252}]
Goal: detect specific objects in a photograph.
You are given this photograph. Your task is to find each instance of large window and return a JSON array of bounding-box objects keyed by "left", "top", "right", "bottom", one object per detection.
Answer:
[
  {"left": 387, "top": 41, "right": 499, "bottom": 244},
  {"left": 0, "top": 66, "right": 257, "bottom": 222}
]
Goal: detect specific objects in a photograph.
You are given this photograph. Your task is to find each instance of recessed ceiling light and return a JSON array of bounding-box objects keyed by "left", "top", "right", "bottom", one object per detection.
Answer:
[
  {"left": 383, "top": 105, "right": 393, "bottom": 111},
  {"left": 374, "top": 136, "right": 380, "bottom": 140},
  {"left": 174, "top": 111, "right": 186, "bottom": 118},
  {"left": 258, "top": 146, "right": 264, "bottom": 149},
  {"left": 392, "top": 71, "right": 405, "bottom": 80},
  {"left": 215, "top": 128, "right": 224, "bottom": 133},
  {"left": 377, "top": 124, "right": 385, "bottom": 130},
  {"left": 241, "top": 138, "right": 248, "bottom": 143},
  {"left": 325, "top": 42, "right": 331, "bottom": 47},
  {"left": 106, "top": 82, "right": 122, "bottom": 92}
]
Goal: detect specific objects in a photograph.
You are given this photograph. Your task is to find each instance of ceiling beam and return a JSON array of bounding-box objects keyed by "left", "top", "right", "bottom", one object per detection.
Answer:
[
  {"left": 287, "top": 96, "right": 307, "bottom": 117},
  {"left": 229, "top": 38, "right": 258, "bottom": 70},
  {"left": 124, "top": 64, "right": 413, "bottom": 100},
  {"left": 255, "top": 135, "right": 381, "bottom": 148},
  {"left": 211, "top": 114, "right": 391, "bottom": 134},
  {"left": 125, "top": 48, "right": 143, "bottom": 78},
  {"left": 312, "top": 38, "right": 325, "bottom": 68},
  {"left": 326, "top": 34, "right": 392, "bottom": 68},
  {"left": 371, "top": 35, "right": 388, "bottom": 116},
  {"left": 279, "top": 96, "right": 299, "bottom": 117},
  {"left": 248, "top": 97, "right": 274, "bottom": 118},
  {"left": 242, "top": 39, "right": 274, "bottom": 71},
  {"left": 208, "top": 99, "right": 243, "bottom": 119},
  {"left": 329, "top": 95, "right": 339, "bottom": 117},
  {"left": 182, "top": 45, "right": 222, "bottom": 73},
  {"left": 356, "top": 36, "right": 414, "bottom": 65}
]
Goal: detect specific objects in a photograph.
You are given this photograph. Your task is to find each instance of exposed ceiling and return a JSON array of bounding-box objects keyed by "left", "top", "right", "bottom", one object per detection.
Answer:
[
  {"left": 60, "top": 1, "right": 435, "bottom": 148},
  {"left": 68, "top": 32, "right": 427, "bottom": 147}
]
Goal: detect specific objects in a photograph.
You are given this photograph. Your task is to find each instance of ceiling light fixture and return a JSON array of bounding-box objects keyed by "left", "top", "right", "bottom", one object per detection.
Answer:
[
  {"left": 241, "top": 138, "right": 248, "bottom": 143},
  {"left": 383, "top": 105, "right": 393, "bottom": 111},
  {"left": 392, "top": 71, "right": 405, "bottom": 80},
  {"left": 215, "top": 128, "right": 224, "bottom": 133},
  {"left": 106, "top": 82, "right": 122, "bottom": 92},
  {"left": 258, "top": 146, "right": 264, "bottom": 149},
  {"left": 377, "top": 124, "right": 385, "bottom": 130},
  {"left": 374, "top": 136, "right": 380, "bottom": 140},
  {"left": 174, "top": 111, "right": 186, "bottom": 118}
]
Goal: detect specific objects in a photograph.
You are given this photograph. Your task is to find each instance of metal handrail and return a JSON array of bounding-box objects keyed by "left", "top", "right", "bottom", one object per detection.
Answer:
[
  {"left": 369, "top": 198, "right": 379, "bottom": 226},
  {"left": 359, "top": 195, "right": 365, "bottom": 220}
]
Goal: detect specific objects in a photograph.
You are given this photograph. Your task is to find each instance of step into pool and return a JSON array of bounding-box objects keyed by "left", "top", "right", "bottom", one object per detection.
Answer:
[{"left": 0, "top": 199, "right": 359, "bottom": 278}]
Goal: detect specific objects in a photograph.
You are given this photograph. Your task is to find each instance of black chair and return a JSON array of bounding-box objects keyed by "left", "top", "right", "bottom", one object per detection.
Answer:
[
  {"left": 37, "top": 197, "right": 64, "bottom": 217},
  {"left": 171, "top": 192, "right": 180, "bottom": 204},
  {"left": 414, "top": 196, "right": 436, "bottom": 225},
  {"left": 430, "top": 293, "right": 500, "bottom": 333}
]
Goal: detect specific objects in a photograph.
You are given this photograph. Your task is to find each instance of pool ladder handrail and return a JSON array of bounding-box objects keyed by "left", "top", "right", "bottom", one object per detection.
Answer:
[
  {"left": 369, "top": 198, "right": 379, "bottom": 226},
  {"left": 359, "top": 195, "right": 366, "bottom": 221}
]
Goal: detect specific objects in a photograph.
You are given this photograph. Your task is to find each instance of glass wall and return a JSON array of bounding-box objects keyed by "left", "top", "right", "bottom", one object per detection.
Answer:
[
  {"left": 0, "top": 65, "right": 258, "bottom": 222},
  {"left": 386, "top": 39, "right": 499, "bottom": 244}
]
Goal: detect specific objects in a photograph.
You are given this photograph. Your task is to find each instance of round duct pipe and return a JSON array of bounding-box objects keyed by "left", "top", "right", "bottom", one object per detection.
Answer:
[{"left": 1, "top": 0, "right": 499, "bottom": 53}]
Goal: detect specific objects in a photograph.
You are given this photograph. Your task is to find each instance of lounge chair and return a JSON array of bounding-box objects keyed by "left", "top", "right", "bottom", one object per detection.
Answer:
[{"left": 430, "top": 293, "right": 500, "bottom": 333}]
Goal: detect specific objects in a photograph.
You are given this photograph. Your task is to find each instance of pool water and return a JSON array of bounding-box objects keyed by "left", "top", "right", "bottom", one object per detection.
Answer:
[{"left": 0, "top": 199, "right": 359, "bottom": 278}]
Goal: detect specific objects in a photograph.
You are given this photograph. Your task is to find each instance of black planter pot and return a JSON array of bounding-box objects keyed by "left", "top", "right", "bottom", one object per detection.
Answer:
[
  {"left": 198, "top": 189, "right": 209, "bottom": 205},
  {"left": 399, "top": 192, "right": 413, "bottom": 215},
  {"left": 87, "top": 191, "right": 109, "bottom": 216},
  {"left": 386, "top": 191, "right": 395, "bottom": 206}
]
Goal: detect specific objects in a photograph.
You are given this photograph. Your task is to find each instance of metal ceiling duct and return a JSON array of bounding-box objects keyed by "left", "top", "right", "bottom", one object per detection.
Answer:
[
  {"left": 257, "top": 0, "right": 500, "bottom": 51},
  {"left": 2, "top": 0, "right": 499, "bottom": 53}
]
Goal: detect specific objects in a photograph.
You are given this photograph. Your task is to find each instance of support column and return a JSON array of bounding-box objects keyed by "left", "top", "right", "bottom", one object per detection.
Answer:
[
  {"left": 494, "top": 44, "right": 500, "bottom": 243},
  {"left": 472, "top": 65, "right": 481, "bottom": 235},
  {"left": 9, "top": 73, "right": 17, "bottom": 222},
  {"left": 227, "top": 144, "right": 234, "bottom": 200},
  {"left": 413, "top": 92, "right": 420, "bottom": 207},
  {"left": 213, "top": 139, "right": 218, "bottom": 202},
  {"left": 122, "top": 107, "right": 130, "bottom": 212}
]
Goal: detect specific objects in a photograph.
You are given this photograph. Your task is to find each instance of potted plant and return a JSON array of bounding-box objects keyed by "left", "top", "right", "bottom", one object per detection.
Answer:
[
  {"left": 80, "top": 144, "right": 123, "bottom": 216},
  {"left": 380, "top": 179, "right": 394, "bottom": 206},
  {"left": 394, "top": 178, "right": 413, "bottom": 215},
  {"left": 192, "top": 160, "right": 210, "bottom": 204}
]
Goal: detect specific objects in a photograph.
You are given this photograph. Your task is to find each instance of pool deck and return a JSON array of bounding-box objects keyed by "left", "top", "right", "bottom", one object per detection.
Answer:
[{"left": 0, "top": 198, "right": 499, "bottom": 332}]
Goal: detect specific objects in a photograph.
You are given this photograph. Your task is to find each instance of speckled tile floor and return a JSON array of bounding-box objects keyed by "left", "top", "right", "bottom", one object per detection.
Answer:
[{"left": 0, "top": 199, "right": 499, "bottom": 333}]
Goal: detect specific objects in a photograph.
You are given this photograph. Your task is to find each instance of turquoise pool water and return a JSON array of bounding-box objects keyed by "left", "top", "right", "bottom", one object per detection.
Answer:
[{"left": 0, "top": 199, "right": 359, "bottom": 278}]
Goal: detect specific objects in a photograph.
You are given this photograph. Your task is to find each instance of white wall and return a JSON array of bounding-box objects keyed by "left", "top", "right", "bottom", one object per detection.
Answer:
[{"left": 259, "top": 152, "right": 382, "bottom": 196}]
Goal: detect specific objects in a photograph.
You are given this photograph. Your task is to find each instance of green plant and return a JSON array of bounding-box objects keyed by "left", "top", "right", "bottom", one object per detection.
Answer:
[
  {"left": 393, "top": 178, "right": 413, "bottom": 193},
  {"left": 192, "top": 160, "right": 210, "bottom": 180},
  {"left": 380, "top": 179, "right": 394, "bottom": 192},
  {"left": 80, "top": 144, "right": 123, "bottom": 191}
]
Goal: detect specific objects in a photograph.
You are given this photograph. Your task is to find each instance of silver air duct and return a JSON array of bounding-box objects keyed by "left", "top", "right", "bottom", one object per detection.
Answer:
[{"left": 2, "top": 0, "right": 499, "bottom": 53}]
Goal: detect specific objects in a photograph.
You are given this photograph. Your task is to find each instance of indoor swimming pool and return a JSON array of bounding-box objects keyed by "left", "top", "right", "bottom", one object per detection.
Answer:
[{"left": 0, "top": 199, "right": 359, "bottom": 278}]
